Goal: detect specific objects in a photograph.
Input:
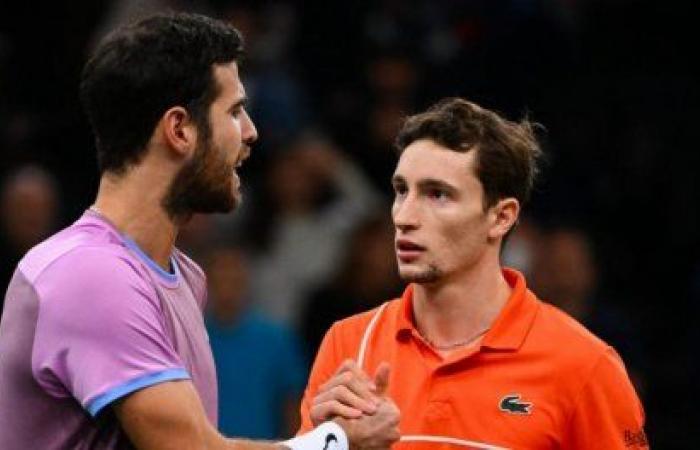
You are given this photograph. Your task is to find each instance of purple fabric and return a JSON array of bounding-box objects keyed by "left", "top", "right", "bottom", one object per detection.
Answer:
[{"left": 0, "top": 211, "right": 217, "bottom": 449}]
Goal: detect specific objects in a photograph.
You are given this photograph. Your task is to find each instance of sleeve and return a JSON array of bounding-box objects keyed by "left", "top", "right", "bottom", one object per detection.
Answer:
[
  {"left": 31, "top": 248, "right": 190, "bottom": 417},
  {"left": 562, "top": 347, "right": 649, "bottom": 449},
  {"left": 297, "top": 322, "right": 345, "bottom": 434}
]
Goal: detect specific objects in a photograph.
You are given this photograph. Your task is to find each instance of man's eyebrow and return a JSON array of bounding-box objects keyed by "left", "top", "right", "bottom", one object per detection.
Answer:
[
  {"left": 417, "top": 178, "right": 457, "bottom": 192},
  {"left": 391, "top": 174, "right": 406, "bottom": 185},
  {"left": 228, "top": 96, "right": 248, "bottom": 111}
]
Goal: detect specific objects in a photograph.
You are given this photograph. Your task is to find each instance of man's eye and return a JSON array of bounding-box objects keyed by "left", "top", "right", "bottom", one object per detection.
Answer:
[
  {"left": 393, "top": 185, "right": 407, "bottom": 196},
  {"left": 429, "top": 189, "right": 448, "bottom": 200}
]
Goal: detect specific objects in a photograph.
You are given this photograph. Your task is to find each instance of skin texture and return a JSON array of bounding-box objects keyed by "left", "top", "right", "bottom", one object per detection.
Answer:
[{"left": 310, "top": 138, "right": 520, "bottom": 421}]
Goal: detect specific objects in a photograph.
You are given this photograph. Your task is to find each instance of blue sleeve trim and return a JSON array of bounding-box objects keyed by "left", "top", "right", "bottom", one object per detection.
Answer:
[{"left": 86, "top": 368, "right": 190, "bottom": 416}]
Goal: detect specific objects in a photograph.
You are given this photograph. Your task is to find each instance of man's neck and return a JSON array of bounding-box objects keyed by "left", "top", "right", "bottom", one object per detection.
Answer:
[
  {"left": 412, "top": 257, "right": 512, "bottom": 348},
  {"left": 92, "top": 169, "right": 178, "bottom": 271}
]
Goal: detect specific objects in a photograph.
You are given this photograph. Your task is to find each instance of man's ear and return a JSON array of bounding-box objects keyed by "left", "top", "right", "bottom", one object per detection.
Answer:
[
  {"left": 488, "top": 197, "right": 520, "bottom": 240},
  {"left": 161, "top": 106, "right": 198, "bottom": 157}
]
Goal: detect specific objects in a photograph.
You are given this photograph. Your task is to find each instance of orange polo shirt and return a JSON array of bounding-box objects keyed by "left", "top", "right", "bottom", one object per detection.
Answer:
[{"left": 299, "top": 269, "right": 648, "bottom": 449}]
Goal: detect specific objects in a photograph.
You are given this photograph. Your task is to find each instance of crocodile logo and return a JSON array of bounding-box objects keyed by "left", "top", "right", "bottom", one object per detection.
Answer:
[
  {"left": 323, "top": 433, "right": 338, "bottom": 450},
  {"left": 499, "top": 394, "right": 533, "bottom": 415}
]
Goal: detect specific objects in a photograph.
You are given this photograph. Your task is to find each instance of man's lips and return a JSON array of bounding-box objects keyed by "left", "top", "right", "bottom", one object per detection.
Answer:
[{"left": 396, "top": 239, "right": 425, "bottom": 262}]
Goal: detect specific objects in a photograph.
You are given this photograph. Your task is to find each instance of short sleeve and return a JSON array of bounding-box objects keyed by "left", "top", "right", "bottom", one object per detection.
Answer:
[
  {"left": 31, "top": 247, "right": 190, "bottom": 416},
  {"left": 563, "top": 347, "right": 649, "bottom": 449}
]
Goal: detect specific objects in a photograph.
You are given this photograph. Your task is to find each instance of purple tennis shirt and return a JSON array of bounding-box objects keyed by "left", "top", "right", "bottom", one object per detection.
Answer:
[{"left": 0, "top": 210, "right": 217, "bottom": 449}]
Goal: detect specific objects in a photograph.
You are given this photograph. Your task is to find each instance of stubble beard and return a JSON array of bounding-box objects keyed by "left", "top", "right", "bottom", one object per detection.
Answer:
[
  {"left": 163, "top": 137, "right": 238, "bottom": 221},
  {"left": 399, "top": 263, "right": 443, "bottom": 284}
]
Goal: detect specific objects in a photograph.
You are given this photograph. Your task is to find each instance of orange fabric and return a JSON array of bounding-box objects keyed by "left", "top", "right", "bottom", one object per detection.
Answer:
[{"left": 299, "top": 269, "right": 648, "bottom": 449}]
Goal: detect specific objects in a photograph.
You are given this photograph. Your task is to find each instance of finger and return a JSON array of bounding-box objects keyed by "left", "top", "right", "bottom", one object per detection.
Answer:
[
  {"left": 311, "top": 400, "right": 364, "bottom": 422},
  {"left": 332, "top": 359, "right": 376, "bottom": 390},
  {"left": 373, "top": 362, "right": 391, "bottom": 396},
  {"left": 333, "top": 359, "right": 358, "bottom": 376},
  {"left": 319, "top": 371, "right": 378, "bottom": 404},
  {"left": 312, "top": 385, "right": 377, "bottom": 413}
]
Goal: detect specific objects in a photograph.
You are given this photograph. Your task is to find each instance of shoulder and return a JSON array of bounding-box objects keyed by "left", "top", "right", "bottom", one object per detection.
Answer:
[
  {"left": 27, "top": 241, "right": 160, "bottom": 329},
  {"left": 529, "top": 299, "right": 631, "bottom": 388},
  {"left": 33, "top": 244, "right": 149, "bottom": 294},
  {"left": 172, "top": 248, "right": 206, "bottom": 301},
  {"left": 173, "top": 248, "right": 205, "bottom": 280},
  {"left": 534, "top": 301, "right": 610, "bottom": 355},
  {"left": 530, "top": 301, "right": 610, "bottom": 362},
  {"left": 324, "top": 298, "right": 402, "bottom": 355},
  {"left": 19, "top": 215, "right": 142, "bottom": 285}
]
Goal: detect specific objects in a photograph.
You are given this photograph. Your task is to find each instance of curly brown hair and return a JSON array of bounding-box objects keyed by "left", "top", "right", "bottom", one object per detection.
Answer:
[{"left": 395, "top": 98, "right": 543, "bottom": 210}]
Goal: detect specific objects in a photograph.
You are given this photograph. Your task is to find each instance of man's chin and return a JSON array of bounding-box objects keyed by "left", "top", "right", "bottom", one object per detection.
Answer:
[
  {"left": 399, "top": 265, "right": 442, "bottom": 284},
  {"left": 176, "top": 192, "right": 239, "bottom": 216}
]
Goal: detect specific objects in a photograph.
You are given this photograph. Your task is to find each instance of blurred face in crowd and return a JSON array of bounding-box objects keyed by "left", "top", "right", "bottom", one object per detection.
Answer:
[
  {"left": 206, "top": 248, "right": 250, "bottom": 324},
  {"left": 165, "top": 63, "right": 257, "bottom": 217},
  {"left": 266, "top": 150, "right": 317, "bottom": 213},
  {"left": 1, "top": 169, "right": 57, "bottom": 251},
  {"left": 392, "top": 139, "right": 514, "bottom": 285},
  {"left": 536, "top": 229, "right": 597, "bottom": 318}
]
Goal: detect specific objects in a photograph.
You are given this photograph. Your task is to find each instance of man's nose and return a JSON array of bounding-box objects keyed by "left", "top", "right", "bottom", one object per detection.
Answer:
[
  {"left": 393, "top": 195, "right": 419, "bottom": 231},
  {"left": 242, "top": 109, "right": 258, "bottom": 145}
]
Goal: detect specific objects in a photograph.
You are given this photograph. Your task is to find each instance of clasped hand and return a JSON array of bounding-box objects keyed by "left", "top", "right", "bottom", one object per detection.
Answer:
[{"left": 311, "top": 360, "right": 400, "bottom": 450}]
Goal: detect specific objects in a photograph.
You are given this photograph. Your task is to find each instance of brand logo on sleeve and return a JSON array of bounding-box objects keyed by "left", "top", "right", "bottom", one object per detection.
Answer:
[
  {"left": 499, "top": 394, "right": 533, "bottom": 415},
  {"left": 323, "top": 433, "right": 338, "bottom": 450}
]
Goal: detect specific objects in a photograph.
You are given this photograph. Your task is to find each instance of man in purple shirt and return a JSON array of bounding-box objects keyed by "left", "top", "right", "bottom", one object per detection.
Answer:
[{"left": 0, "top": 13, "right": 399, "bottom": 450}]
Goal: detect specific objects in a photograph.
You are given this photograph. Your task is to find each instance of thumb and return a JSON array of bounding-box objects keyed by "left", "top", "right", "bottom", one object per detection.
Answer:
[{"left": 373, "top": 362, "right": 391, "bottom": 396}]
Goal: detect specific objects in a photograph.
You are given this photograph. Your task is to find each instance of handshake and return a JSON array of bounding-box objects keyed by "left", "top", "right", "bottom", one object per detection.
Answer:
[{"left": 289, "top": 359, "right": 401, "bottom": 450}]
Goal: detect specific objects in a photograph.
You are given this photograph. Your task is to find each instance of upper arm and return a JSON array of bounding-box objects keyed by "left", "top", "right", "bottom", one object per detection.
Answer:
[
  {"left": 562, "top": 348, "right": 648, "bottom": 449},
  {"left": 32, "top": 249, "right": 188, "bottom": 415},
  {"left": 114, "top": 379, "right": 217, "bottom": 450}
]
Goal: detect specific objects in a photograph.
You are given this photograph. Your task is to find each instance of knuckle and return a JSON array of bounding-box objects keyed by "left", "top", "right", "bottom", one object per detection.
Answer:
[
  {"left": 340, "top": 371, "right": 354, "bottom": 384},
  {"left": 341, "top": 359, "right": 355, "bottom": 369}
]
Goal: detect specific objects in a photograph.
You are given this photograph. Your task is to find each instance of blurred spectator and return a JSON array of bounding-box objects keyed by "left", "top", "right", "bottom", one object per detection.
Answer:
[
  {"left": 533, "top": 226, "right": 648, "bottom": 396},
  {"left": 341, "top": 53, "right": 421, "bottom": 196},
  {"left": 501, "top": 215, "right": 543, "bottom": 281},
  {"left": 0, "top": 166, "right": 60, "bottom": 304},
  {"left": 89, "top": 0, "right": 214, "bottom": 51},
  {"left": 221, "top": 3, "right": 310, "bottom": 155},
  {"left": 204, "top": 247, "right": 306, "bottom": 439},
  {"left": 300, "top": 213, "right": 401, "bottom": 360},
  {"left": 177, "top": 214, "right": 221, "bottom": 264},
  {"left": 244, "top": 131, "right": 381, "bottom": 327}
]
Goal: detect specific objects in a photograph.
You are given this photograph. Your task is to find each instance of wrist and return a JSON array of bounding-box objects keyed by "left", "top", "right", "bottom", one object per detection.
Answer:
[{"left": 280, "top": 422, "right": 348, "bottom": 450}]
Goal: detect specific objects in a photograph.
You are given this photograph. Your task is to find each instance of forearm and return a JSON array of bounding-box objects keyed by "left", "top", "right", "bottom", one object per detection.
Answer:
[{"left": 225, "top": 439, "right": 284, "bottom": 450}]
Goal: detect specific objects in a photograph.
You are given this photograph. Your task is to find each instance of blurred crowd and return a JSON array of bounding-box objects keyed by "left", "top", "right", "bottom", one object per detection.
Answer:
[{"left": 1, "top": 0, "right": 697, "bottom": 448}]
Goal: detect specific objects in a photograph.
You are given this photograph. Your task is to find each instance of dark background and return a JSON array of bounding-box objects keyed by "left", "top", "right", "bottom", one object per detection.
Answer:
[{"left": 1, "top": 0, "right": 697, "bottom": 447}]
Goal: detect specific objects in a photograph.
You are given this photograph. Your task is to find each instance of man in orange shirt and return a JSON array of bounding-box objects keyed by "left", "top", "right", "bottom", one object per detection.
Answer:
[{"left": 299, "top": 98, "right": 648, "bottom": 449}]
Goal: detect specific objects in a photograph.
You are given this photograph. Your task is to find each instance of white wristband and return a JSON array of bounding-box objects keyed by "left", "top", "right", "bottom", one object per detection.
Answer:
[{"left": 280, "top": 421, "right": 349, "bottom": 450}]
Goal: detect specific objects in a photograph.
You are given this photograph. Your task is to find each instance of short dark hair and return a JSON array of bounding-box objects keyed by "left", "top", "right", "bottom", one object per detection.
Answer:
[
  {"left": 80, "top": 13, "right": 244, "bottom": 174},
  {"left": 395, "top": 98, "right": 543, "bottom": 209}
]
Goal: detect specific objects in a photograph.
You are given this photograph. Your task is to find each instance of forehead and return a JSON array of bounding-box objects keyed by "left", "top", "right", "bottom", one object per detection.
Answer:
[
  {"left": 394, "top": 139, "right": 478, "bottom": 185},
  {"left": 212, "top": 62, "right": 244, "bottom": 101}
]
